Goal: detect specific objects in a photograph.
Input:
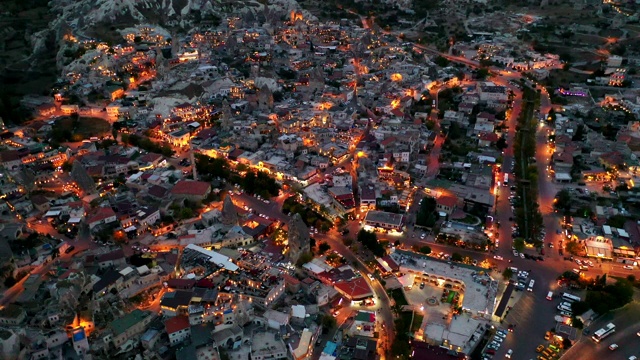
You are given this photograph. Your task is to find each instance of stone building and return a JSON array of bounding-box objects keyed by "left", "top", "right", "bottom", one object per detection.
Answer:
[{"left": 287, "top": 213, "right": 310, "bottom": 263}]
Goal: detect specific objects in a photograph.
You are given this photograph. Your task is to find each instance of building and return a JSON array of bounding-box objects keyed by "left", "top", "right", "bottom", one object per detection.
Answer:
[
  {"left": 584, "top": 236, "right": 613, "bottom": 259},
  {"left": 171, "top": 180, "right": 211, "bottom": 202},
  {"left": 0, "top": 304, "right": 26, "bottom": 325},
  {"left": 168, "top": 129, "right": 191, "bottom": 147},
  {"left": 288, "top": 213, "right": 310, "bottom": 264},
  {"left": 436, "top": 195, "right": 458, "bottom": 215},
  {"left": 477, "top": 82, "right": 508, "bottom": 102},
  {"left": 333, "top": 277, "right": 373, "bottom": 300},
  {"left": 165, "top": 316, "right": 191, "bottom": 345},
  {"left": 251, "top": 331, "right": 288, "bottom": 360},
  {"left": 87, "top": 207, "right": 117, "bottom": 230},
  {"left": 363, "top": 210, "right": 404, "bottom": 231},
  {"left": 104, "top": 309, "right": 155, "bottom": 348}
]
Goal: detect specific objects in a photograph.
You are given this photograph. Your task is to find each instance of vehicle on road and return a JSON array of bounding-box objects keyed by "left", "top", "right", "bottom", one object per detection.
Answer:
[
  {"left": 546, "top": 291, "right": 553, "bottom": 300},
  {"left": 505, "top": 349, "right": 513, "bottom": 358},
  {"left": 630, "top": 357, "right": 637, "bottom": 360},
  {"left": 65, "top": 245, "right": 75, "bottom": 254},
  {"left": 592, "top": 323, "right": 616, "bottom": 343},
  {"left": 527, "top": 280, "right": 535, "bottom": 292},
  {"left": 494, "top": 255, "right": 504, "bottom": 261},
  {"left": 609, "top": 344, "right": 618, "bottom": 350},
  {"left": 420, "top": 233, "right": 426, "bottom": 240},
  {"left": 624, "top": 265, "right": 634, "bottom": 270}
]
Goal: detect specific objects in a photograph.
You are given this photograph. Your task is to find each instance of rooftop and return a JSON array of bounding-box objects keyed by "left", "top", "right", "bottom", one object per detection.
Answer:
[
  {"left": 108, "top": 309, "right": 151, "bottom": 337},
  {"left": 364, "top": 210, "right": 403, "bottom": 226},
  {"left": 171, "top": 180, "right": 211, "bottom": 196}
]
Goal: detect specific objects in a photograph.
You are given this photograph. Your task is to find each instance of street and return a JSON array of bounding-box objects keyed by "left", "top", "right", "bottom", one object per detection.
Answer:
[{"left": 561, "top": 302, "right": 640, "bottom": 360}]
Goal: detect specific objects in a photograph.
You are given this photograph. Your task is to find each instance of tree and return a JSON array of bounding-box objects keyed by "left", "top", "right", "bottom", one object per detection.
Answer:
[
  {"left": 475, "top": 68, "right": 490, "bottom": 80},
  {"left": 451, "top": 253, "right": 463, "bottom": 262},
  {"left": 342, "top": 237, "right": 353, "bottom": 247},
  {"left": 418, "top": 246, "right": 432, "bottom": 255},
  {"left": 357, "top": 229, "right": 385, "bottom": 257},
  {"left": 3, "top": 276, "right": 16, "bottom": 287},
  {"left": 571, "top": 301, "right": 590, "bottom": 316},
  {"left": 502, "top": 268, "right": 514, "bottom": 280},
  {"left": 318, "top": 242, "right": 331, "bottom": 255},
  {"left": 434, "top": 56, "right": 450, "bottom": 67},
  {"left": 496, "top": 137, "right": 507, "bottom": 150},
  {"left": 321, "top": 314, "right": 337, "bottom": 331},
  {"left": 513, "top": 238, "right": 525, "bottom": 252},
  {"left": 296, "top": 252, "right": 314, "bottom": 267},
  {"left": 554, "top": 189, "right": 572, "bottom": 214},
  {"left": 565, "top": 241, "right": 581, "bottom": 255},
  {"left": 416, "top": 197, "right": 437, "bottom": 227},
  {"left": 571, "top": 316, "right": 584, "bottom": 329}
]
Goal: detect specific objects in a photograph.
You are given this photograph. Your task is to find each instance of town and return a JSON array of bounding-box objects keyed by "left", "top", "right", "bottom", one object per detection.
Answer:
[{"left": 1, "top": 0, "right": 640, "bottom": 360}]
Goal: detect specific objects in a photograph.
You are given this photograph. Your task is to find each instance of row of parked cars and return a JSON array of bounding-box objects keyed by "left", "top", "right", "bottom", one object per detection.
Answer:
[{"left": 482, "top": 328, "right": 509, "bottom": 359}]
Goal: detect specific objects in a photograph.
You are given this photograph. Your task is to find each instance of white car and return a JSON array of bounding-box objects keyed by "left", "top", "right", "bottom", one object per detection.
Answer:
[
  {"left": 609, "top": 344, "right": 618, "bottom": 350},
  {"left": 494, "top": 255, "right": 504, "bottom": 261},
  {"left": 505, "top": 349, "right": 513, "bottom": 358},
  {"left": 520, "top": 253, "right": 525, "bottom": 259},
  {"left": 629, "top": 356, "right": 637, "bottom": 360},
  {"left": 420, "top": 233, "right": 426, "bottom": 240},
  {"left": 513, "top": 250, "right": 518, "bottom": 257}
]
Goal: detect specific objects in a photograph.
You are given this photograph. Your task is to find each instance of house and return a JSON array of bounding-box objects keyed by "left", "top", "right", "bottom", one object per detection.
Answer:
[
  {"left": 60, "top": 105, "right": 79, "bottom": 115},
  {"left": 168, "top": 129, "right": 191, "bottom": 147},
  {"left": 104, "top": 309, "right": 155, "bottom": 348},
  {"left": 171, "top": 180, "right": 211, "bottom": 202},
  {"left": 0, "top": 151, "right": 22, "bottom": 169},
  {"left": 333, "top": 277, "right": 373, "bottom": 300},
  {"left": 363, "top": 210, "right": 404, "bottom": 231},
  {"left": 165, "top": 316, "right": 191, "bottom": 345},
  {"left": 37, "top": 104, "right": 56, "bottom": 117},
  {"left": 87, "top": 207, "right": 117, "bottom": 230},
  {"left": 105, "top": 86, "right": 125, "bottom": 102},
  {"left": 96, "top": 249, "right": 126, "bottom": 269},
  {"left": 138, "top": 153, "right": 164, "bottom": 168},
  {"left": 0, "top": 304, "right": 26, "bottom": 326},
  {"left": 478, "top": 132, "right": 499, "bottom": 147},
  {"left": 436, "top": 195, "right": 458, "bottom": 215}
]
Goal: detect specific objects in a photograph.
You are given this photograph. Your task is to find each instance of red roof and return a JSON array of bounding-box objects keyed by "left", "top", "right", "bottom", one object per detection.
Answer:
[
  {"left": 437, "top": 195, "right": 458, "bottom": 208},
  {"left": 380, "top": 137, "right": 397, "bottom": 147},
  {"left": 334, "top": 277, "right": 373, "bottom": 300},
  {"left": 171, "top": 180, "right": 211, "bottom": 196},
  {"left": 87, "top": 207, "right": 116, "bottom": 225},
  {"left": 282, "top": 273, "right": 301, "bottom": 286},
  {"left": 164, "top": 316, "right": 190, "bottom": 334},
  {"left": 479, "top": 132, "right": 499, "bottom": 142}
]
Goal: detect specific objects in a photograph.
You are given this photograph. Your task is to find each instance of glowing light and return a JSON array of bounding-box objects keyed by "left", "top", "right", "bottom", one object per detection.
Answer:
[
  {"left": 390, "top": 73, "right": 403, "bottom": 82},
  {"left": 391, "top": 98, "right": 401, "bottom": 109}
]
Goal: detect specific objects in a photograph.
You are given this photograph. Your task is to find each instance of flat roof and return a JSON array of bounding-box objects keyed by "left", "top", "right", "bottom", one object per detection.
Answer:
[{"left": 364, "top": 210, "right": 403, "bottom": 226}]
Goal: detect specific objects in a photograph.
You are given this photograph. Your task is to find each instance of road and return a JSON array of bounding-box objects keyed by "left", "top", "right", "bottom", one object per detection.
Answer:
[
  {"left": 385, "top": 44, "right": 639, "bottom": 359},
  {"left": 0, "top": 231, "right": 97, "bottom": 306},
  {"left": 561, "top": 302, "right": 640, "bottom": 360},
  {"left": 317, "top": 229, "right": 394, "bottom": 360}
]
